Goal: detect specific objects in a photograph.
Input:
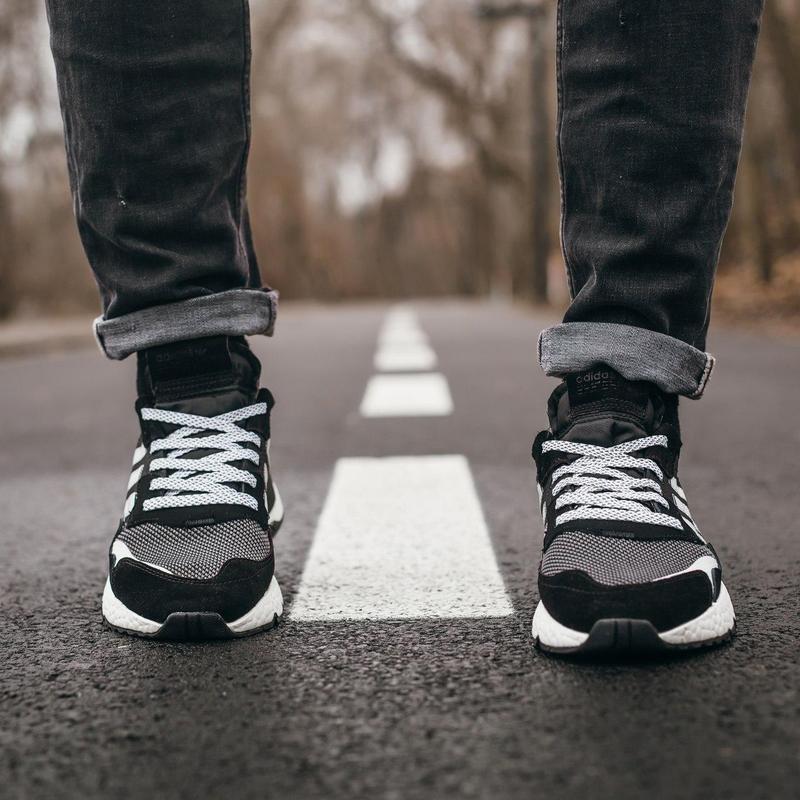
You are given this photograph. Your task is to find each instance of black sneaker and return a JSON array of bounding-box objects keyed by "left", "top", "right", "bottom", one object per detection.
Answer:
[
  {"left": 101, "top": 336, "right": 284, "bottom": 640},
  {"left": 531, "top": 367, "right": 735, "bottom": 655}
]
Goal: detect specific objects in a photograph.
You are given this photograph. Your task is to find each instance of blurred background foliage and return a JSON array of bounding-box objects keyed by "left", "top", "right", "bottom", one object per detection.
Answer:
[{"left": 0, "top": 0, "right": 798, "bottom": 325}]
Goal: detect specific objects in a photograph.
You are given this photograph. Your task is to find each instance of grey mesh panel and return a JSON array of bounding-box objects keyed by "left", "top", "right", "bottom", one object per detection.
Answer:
[
  {"left": 118, "top": 519, "right": 270, "bottom": 580},
  {"left": 541, "top": 531, "right": 713, "bottom": 586}
]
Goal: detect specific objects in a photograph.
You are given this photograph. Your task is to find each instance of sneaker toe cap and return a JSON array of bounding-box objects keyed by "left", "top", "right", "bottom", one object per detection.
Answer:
[
  {"left": 109, "top": 555, "right": 274, "bottom": 624},
  {"left": 538, "top": 568, "right": 716, "bottom": 633},
  {"left": 538, "top": 531, "right": 720, "bottom": 633}
]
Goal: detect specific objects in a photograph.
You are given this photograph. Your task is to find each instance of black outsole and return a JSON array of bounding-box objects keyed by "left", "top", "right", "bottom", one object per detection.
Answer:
[
  {"left": 103, "top": 611, "right": 281, "bottom": 642},
  {"left": 535, "top": 618, "right": 736, "bottom": 658}
]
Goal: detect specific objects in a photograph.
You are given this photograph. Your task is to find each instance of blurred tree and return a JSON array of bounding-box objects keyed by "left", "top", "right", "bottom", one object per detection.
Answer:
[
  {"left": 0, "top": 0, "right": 797, "bottom": 325},
  {"left": 357, "top": 0, "right": 529, "bottom": 297},
  {"left": 0, "top": 0, "right": 44, "bottom": 317},
  {"left": 743, "top": 132, "right": 776, "bottom": 284},
  {"left": 762, "top": 0, "right": 800, "bottom": 186},
  {"left": 477, "top": 1, "right": 553, "bottom": 303}
]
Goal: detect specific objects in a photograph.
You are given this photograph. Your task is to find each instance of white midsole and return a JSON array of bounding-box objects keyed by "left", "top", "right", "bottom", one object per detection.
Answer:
[
  {"left": 531, "top": 581, "right": 735, "bottom": 649},
  {"left": 102, "top": 573, "right": 284, "bottom": 635}
]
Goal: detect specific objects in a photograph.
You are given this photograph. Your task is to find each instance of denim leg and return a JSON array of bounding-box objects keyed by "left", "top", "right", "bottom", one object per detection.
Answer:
[
  {"left": 539, "top": 323, "right": 714, "bottom": 398},
  {"left": 542, "top": 0, "right": 763, "bottom": 397},
  {"left": 45, "top": 0, "right": 275, "bottom": 359}
]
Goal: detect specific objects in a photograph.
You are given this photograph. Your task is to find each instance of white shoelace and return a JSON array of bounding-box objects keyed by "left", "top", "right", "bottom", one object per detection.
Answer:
[
  {"left": 542, "top": 434, "right": 682, "bottom": 529},
  {"left": 140, "top": 402, "right": 266, "bottom": 511}
]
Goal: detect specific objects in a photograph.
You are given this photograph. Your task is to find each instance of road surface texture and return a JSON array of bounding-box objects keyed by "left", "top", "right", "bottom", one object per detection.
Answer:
[{"left": 1, "top": 302, "right": 798, "bottom": 800}]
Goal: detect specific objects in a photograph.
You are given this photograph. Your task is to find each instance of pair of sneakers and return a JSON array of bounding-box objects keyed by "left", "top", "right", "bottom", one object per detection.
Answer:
[{"left": 102, "top": 336, "right": 735, "bottom": 654}]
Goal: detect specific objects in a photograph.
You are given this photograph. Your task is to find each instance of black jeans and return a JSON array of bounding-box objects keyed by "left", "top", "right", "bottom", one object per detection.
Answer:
[
  {"left": 45, "top": 0, "right": 276, "bottom": 359},
  {"left": 46, "top": 0, "right": 762, "bottom": 394},
  {"left": 540, "top": 0, "right": 763, "bottom": 396}
]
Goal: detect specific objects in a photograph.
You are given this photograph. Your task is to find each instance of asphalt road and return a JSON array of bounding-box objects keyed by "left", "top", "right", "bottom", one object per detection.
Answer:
[{"left": 1, "top": 302, "right": 798, "bottom": 800}]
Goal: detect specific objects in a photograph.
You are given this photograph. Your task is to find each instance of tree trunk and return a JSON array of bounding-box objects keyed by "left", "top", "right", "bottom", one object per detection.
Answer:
[
  {"left": 743, "top": 137, "right": 774, "bottom": 284},
  {"left": 762, "top": 0, "right": 800, "bottom": 186},
  {"left": 523, "top": 12, "right": 551, "bottom": 303},
  {"left": 0, "top": 182, "right": 16, "bottom": 318},
  {"left": 467, "top": 183, "right": 496, "bottom": 296}
]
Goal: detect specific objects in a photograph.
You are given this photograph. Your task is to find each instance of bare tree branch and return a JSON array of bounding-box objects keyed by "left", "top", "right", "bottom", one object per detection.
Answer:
[
  {"left": 762, "top": 0, "right": 800, "bottom": 186},
  {"left": 356, "top": 0, "right": 524, "bottom": 188},
  {"left": 252, "top": 0, "right": 301, "bottom": 75}
]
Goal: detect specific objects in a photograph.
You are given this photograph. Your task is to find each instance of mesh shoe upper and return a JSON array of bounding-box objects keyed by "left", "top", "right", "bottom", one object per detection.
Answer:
[
  {"left": 533, "top": 368, "right": 721, "bottom": 632},
  {"left": 540, "top": 531, "right": 713, "bottom": 587},
  {"left": 113, "top": 390, "right": 277, "bottom": 584},
  {"left": 116, "top": 518, "right": 271, "bottom": 580}
]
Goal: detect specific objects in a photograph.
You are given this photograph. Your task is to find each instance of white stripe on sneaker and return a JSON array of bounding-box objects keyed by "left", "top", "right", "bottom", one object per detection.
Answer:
[
  {"left": 123, "top": 491, "right": 137, "bottom": 519},
  {"left": 131, "top": 444, "right": 146, "bottom": 466},
  {"left": 127, "top": 465, "right": 143, "bottom": 491}
]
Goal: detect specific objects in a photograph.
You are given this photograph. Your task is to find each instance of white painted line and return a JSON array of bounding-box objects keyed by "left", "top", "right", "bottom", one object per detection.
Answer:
[
  {"left": 359, "top": 373, "right": 453, "bottom": 417},
  {"left": 374, "top": 341, "right": 437, "bottom": 372},
  {"left": 382, "top": 307, "right": 418, "bottom": 328},
  {"left": 291, "top": 455, "right": 513, "bottom": 620},
  {"left": 378, "top": 326, "right": 428, "bottom": 347},
  {"left": 378, "top": 308, "right": 429, "bottom": 347}
]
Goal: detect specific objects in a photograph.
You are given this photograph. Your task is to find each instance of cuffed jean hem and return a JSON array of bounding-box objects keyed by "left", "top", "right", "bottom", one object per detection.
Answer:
[
  {"left": 93, "top": 287, "right": 278, "bottom": 360},
  {"left": 538, "top": 322, "right": 714, "bottom": 398}
]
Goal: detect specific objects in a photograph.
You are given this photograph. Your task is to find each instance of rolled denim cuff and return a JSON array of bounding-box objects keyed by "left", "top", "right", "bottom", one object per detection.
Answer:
[
  {"left": 93, "top": 288, "right": 278, "bottom": 360},
  {"left": 538, "top": 322, "right": 714, "bottom": 399}
]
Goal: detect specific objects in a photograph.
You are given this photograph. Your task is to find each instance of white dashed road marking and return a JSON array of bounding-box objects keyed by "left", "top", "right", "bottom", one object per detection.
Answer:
[
  {"left": 359, "top": 373, "right": 453, "bottom": 417},
  {"left": 295, "top": 307, "right": 510, "bottom": 622},
  {"left": 378, "top": 308, "right": 429, "bottom": 347},
  {"left": 373, "top": 341, "right": 437, "bottom": 372},
  {"left": 379, "top": 327, "right": 428, "bottom": 346},
  {"left": 291, "top": 455, "right": 513, "bottom": 621}
]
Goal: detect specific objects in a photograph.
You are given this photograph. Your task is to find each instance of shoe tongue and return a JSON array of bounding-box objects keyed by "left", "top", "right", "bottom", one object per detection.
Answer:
[
  {"left": 141, "top": 336, "right": 259, "bottom": 416},
  {"left": 552, "top": 367, "right": 657, "bottom": 445}
]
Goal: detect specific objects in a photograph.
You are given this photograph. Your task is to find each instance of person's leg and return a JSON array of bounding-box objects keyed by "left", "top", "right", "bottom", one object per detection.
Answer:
[
  {"left": 540, "top": 0, "right": 763, "bottom": 398},
  {"left": 45, "top": 0, "right": 275, "bottom": 360},
  {"left": 46, "top": 1, "right": 284, "bottom": 639},
  {"left": 531, "top": 0, "right": 762, "bottom": 655}
]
